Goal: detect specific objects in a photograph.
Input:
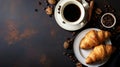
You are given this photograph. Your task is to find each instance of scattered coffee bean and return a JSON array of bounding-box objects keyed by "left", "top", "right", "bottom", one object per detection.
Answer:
[
  {"left": 69, "top": 55, "right": 73, "bottom": 58},
  {"left": 66, "top": 53, "right": 70, "bottom": 56},
  {"left": 103, "top": 2, "right": 115, "bottom": 13},
  {"left": 39, "top": 1, "right": 42, "bottom": 5},
  {"left": 115, "top": 26, "right": 120, "bottom": 33},
  {"left": 95, "top": 8, "right": 102, "bottom": 15},
  {"left": 72, "top": 59, "right": 76, "bottom": 63},
  {"left": 45, "top": 6, "right": 53, "bottom": 15},
  {"left": 63, "top": 41, "right": 70, "bottom": 49},
  {"left": 76, "top": 62, "right": 82, "bottom": 67},
  {"left": 47, "top": 0, "right": 56, "bottom": 5},
  {"left": 35, "top": 9, "right": 38, "bottom": 12},
  {"left": 72, "top": 32, "right": 76, "bottom": 36},
  {"left": 63, "top": 52, "right": 67, "bottom": 55}
]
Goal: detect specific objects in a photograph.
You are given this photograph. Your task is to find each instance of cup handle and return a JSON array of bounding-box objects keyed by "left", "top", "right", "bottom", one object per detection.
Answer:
[{"left": 81, "top": 0, "right": 89, "bottom": 10}]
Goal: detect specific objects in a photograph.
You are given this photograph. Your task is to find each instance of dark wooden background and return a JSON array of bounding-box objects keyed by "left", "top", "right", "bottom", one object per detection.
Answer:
[{"left": 0, "top": 0, "right": 120, "bottom": 67}]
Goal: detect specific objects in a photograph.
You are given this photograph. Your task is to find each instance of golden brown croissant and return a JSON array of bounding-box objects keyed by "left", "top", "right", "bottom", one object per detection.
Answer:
[
  {"left": 80, "top": 30, "right": 111, "bottom": 49},
  {"left": 85, "top": 44, "right": 113, "bottom": 64}
]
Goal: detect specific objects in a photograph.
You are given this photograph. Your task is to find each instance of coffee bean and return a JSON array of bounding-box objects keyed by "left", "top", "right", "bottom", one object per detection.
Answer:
[
  {"left": 95, "top": 8, "right": 102, "bottom": 15},
  {"left": 47, "top": 0, "right": 56, "bottom": 5},
  {"left": 45, "top": 6, "right": 53, "bottom": 15},
  {"left": 76, "top": 62, "right": 82, "bottom": 67},
  {"left": 63, "top": 41, "right": 69, "bottom": 49},
  {"left": 35, "top": 9, "right": 38, "bottom": 12},
  {"left": 39, "top": 1, "right": 42, "bottom": 5}
]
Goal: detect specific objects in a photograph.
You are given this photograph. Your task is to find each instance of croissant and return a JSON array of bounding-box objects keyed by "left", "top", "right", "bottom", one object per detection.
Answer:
[
  {"left": 85, "top": 44, "right": 113, "bottom": 64},
  {"left": 80, "top": 30, "right": 111, "bottom": 49}
]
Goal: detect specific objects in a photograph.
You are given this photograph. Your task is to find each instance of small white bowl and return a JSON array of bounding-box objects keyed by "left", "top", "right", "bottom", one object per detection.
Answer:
[{"left": 101, "top": 13, "right": 116, "bottom": 28}]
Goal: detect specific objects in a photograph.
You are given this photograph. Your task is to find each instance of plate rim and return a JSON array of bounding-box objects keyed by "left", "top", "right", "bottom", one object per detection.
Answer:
[{"left": 73, "top": 28, "right": 112, "bottom": 67}]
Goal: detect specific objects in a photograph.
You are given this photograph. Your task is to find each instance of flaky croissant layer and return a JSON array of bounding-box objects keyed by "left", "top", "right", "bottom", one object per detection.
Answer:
[
  {"left": 80, "top": 30, "right": 111, "bottom": 49},
  {"left": 85, "top": 44, "right": 113, "bottom": 64}
]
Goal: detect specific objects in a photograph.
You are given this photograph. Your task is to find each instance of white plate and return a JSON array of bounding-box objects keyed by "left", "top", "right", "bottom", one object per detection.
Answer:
[
  {"left": 54, "top": 0, "right": 88, "bottom": 31},
  {"left": 73, "top": 28, "right": 111, "bottom": 67}
]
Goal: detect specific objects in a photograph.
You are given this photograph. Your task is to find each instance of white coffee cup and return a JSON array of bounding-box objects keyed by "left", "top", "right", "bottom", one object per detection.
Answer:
[
  {"left": 54, "top": 0, "right": 89, "bottom": 31},
  {"left": 61, "top": 0, "right": 85, "bottom": 25}
]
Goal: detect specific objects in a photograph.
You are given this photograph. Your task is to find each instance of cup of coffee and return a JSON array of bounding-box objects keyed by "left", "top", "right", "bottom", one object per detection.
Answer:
[
  {"left": 54, "top": 0, "right": 89, "bottom": 31},
  {"left": 61, "top": 0, "right": 86, "bottom": 25}
]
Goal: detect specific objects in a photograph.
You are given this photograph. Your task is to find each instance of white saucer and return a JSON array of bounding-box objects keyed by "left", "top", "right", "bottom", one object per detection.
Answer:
[
  {"left": 73, "top": 28, "right": 112, "bottom": 67},
  {"left": 54, "top": 0, "right": 88, "bottom": 31}
]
